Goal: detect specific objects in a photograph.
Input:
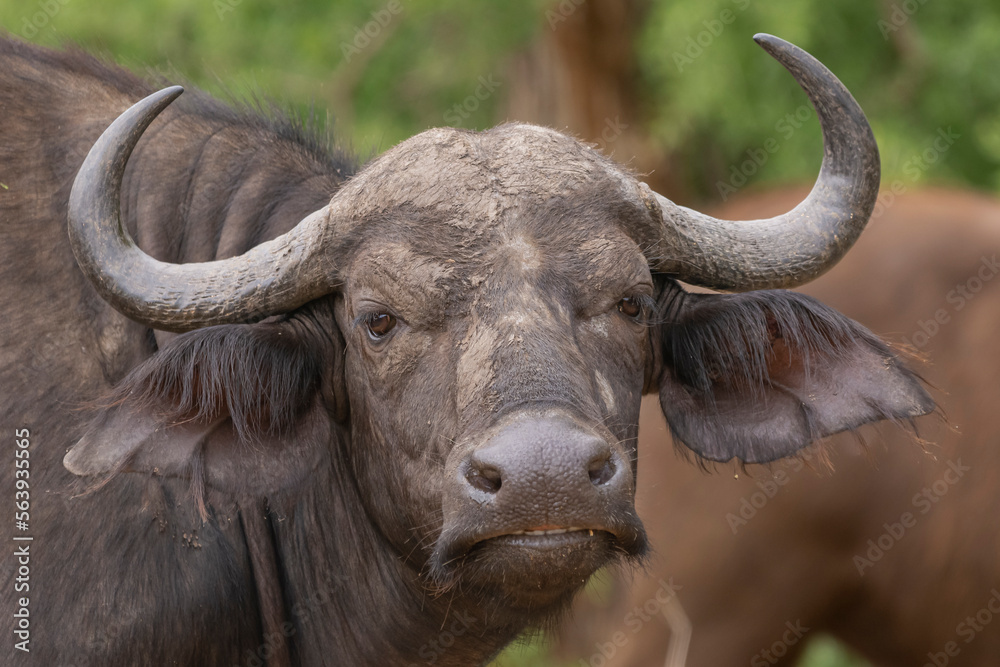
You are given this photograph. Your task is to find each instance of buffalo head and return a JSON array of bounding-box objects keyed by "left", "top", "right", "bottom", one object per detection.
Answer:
[{"left": 62, "top": 35, "right": 932, "bottom": 621}]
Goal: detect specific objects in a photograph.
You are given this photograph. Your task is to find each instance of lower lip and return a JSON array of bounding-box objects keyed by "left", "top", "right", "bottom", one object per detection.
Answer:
[
  {"left": 515, "top": 527, "right": 592, "bottom": 536},
  {"left": 483, "top": 528, "right": 608, "bottom": 550}
]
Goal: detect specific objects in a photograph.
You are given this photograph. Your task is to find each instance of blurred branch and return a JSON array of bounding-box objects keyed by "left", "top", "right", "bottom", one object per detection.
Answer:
[
  {"left": 328, "top": 14, "right": 402, "bottom": 135},
  {"left": 505, "top": 0, "right": 683, "bottom": 197},
  {"left": 879, "top": 0, "right": 930, "bottom": 106}
]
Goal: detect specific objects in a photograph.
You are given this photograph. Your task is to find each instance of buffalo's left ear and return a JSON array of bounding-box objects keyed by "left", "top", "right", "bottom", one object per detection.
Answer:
[
  {"left": 653, "top": 285, "right": 934, "bottom": 463},
  {"left": 63, "top": 307, "right": 346, "bottom": 500}
]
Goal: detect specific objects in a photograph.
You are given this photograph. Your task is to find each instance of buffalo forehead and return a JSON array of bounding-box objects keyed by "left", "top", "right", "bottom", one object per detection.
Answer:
[
  {"left": 339, "top": 123, "right": 639, "bottom": 227},
  {"left": 347, "top": 226, "right": 646, "bottom": 319},
  {"left": 337, "top": 123, "right": 651, "bottom": 293}
]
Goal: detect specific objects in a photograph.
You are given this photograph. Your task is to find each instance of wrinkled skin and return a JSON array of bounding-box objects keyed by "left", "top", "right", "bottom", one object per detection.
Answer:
[{"left": 0, "top": 38, "right": 932, "bottom": 666}]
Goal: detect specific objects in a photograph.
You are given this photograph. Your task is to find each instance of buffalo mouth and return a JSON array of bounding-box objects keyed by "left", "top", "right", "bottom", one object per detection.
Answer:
[
  {"left": 429, "top": 521, "right": 646, "bottom": 609},
  {"left": 430, "top": 410, "right": 647, "bottom": 608},
  {"left": 472, "top": 525, "right": 620, "bottom": 551}
]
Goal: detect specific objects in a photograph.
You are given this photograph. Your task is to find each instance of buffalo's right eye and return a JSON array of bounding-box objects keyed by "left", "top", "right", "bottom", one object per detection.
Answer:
[
  {"left": 365, "top": 313, "right": 397, "bottom": 339},
  {"left": 617, "top": 297, "right": 642, "bottom": 318}
]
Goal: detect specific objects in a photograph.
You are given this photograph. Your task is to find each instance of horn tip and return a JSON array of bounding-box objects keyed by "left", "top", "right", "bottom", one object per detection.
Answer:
[
  {"left": 160, "top": 85, "right": 185, "bottom": 101},
  {"left": 752, "top": 33, "right": 789, "bottom": 52}
]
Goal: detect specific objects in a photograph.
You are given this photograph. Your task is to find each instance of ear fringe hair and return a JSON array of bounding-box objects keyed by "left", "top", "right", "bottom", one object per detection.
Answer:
[
  {"left": 664, "top": 289, "right": 893, "bottom": 402},
  {"left": 103, "top": 322, "right": 319, "bottom": 444},
  {"left": 658, "top": 287, "right": 938, "bottom": 467}
]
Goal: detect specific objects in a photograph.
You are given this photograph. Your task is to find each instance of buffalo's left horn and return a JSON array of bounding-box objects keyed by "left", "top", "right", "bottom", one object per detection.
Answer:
[
  {"left": 648, "top": 34, "right": 880, "bottom": 291},
  {"left": 68, "top": 86, "right": 342, "bottom": 333}
]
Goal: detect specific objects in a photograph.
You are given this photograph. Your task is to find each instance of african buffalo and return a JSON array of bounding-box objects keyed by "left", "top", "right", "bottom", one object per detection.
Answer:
[
  {"left": 557, "top": 187, "right": 1000, "bottom": 666},
  {"left": 0, "top": 34, "right": 932, "bottom": 666}
]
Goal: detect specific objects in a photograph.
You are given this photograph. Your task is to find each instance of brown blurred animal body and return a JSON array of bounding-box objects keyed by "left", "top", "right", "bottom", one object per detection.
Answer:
[{"left": 559, "top": 187, "right": 1000, "bottom": 667}]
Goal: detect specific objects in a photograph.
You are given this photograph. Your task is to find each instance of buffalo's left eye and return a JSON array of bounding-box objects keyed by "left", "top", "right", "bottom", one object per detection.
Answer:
[
  {"left": 365, "top": 313, "right": 397, "bottom": 339},
  {"left": 617, "top": 297, "right": 641, "bottom": 318}
]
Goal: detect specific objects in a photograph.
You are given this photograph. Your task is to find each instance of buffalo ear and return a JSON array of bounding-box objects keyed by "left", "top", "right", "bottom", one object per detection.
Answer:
[
  {"left": 654, "top": 287, "right": 934, "bottom": 464},
  {"left": 64, "top": 317, "right": 340, "bottom": 499}
]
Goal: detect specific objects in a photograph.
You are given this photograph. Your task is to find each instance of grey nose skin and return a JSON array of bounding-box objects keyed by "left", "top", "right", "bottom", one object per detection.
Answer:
[
  {"left": 463, "top": 415, "right": 626, "bottom": 506},
  {"left": 456, "top": 412, "right": 633, "bottom": 534}
]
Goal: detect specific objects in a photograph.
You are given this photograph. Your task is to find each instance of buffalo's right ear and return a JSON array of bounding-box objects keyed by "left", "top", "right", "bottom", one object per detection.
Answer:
[
  {"left": 652, "top": 282, "right": 934, "bottom": 464},
  {"left": 64, "top": 301, "right": 346, "bottom": 500}
]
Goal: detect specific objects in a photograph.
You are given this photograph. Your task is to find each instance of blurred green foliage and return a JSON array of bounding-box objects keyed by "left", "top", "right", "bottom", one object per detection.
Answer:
[
  {"left": 4, "top": 0, "right": 997, "bottom": 199},
  {"left": 639, "top": 0, "right": 1000, "bottom": 198},
  {"left": 492, "top": 634, "right": 562, "bottom": 667},
  {"left": 798, "top": 635, "right": 873, "bottom": 667},
  {"left": 0, "top": 2, "right": 992, "bottom": 666},
  {"left": 1, "top": 0, "right": 544, "bottom": 154}
]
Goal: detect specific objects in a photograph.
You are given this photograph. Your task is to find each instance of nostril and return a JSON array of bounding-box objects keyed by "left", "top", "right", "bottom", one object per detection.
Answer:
[
  {"left": 588, "top": 454, "right": 616, "bottom": 486},
  {"left": 466, "top": 464, "right": 502, "bottom": 494}
]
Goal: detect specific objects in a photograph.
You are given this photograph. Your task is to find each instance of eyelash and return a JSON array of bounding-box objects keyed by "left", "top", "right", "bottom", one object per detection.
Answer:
[
  {"left": 617, "top": 294, "right": 655, "bottom": 323},
  {"left": 354, "top": 311, "right": 399, "bottom": 341}
]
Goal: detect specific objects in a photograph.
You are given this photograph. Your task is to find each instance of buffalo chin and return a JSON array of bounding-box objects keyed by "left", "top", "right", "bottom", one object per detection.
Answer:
[{"left": 431, "top": 529, "right": 643, "bottom": 611}]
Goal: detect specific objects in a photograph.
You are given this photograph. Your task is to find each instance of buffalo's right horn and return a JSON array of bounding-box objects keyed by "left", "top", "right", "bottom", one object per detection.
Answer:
[
  {"left": 68, "top": 86, "right": 345, "bottom": 333},
  {"left": 646, "top": 34, "right": 880, "bottom": 292}
]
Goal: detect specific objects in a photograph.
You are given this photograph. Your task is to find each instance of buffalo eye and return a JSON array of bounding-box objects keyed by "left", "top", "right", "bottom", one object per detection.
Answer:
[
  {"left": 365, "top": 313, "right": 397, "bottom": 339},
  {"left": 617, "top": 297, "right": 641, "bottom": 318}
]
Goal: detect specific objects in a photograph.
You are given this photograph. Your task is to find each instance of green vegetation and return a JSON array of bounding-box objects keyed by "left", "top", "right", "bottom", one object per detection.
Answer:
[
  {"left": 799, "top": 636, "right": 873, "bottom": 667},
  {"left": 3, "top": 0, "right": 543, "bottom": 154},
  {"left": 638, "top": 0, "right": 1000, "bottom": 198},
  {"left": 5, "top": 0, "right": 996, "bottom": 197}
]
